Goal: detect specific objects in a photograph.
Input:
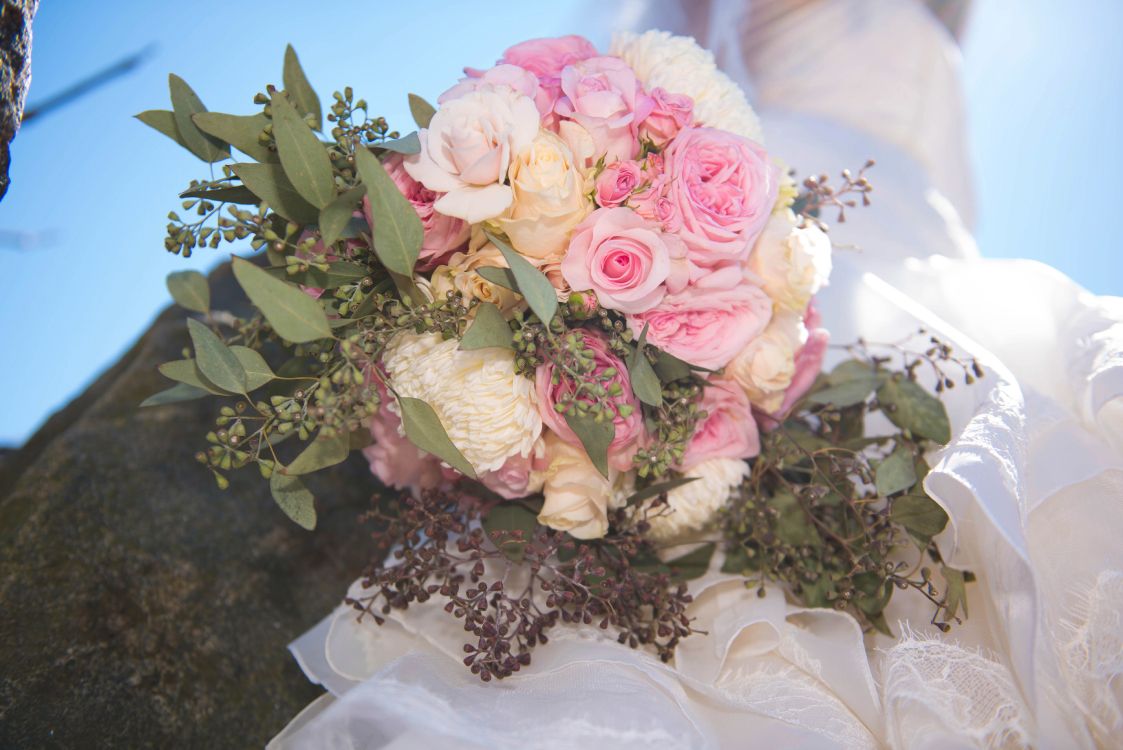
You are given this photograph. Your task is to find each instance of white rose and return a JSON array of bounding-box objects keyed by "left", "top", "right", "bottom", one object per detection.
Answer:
[
  {"left": 727, "top": 310, "right": 808, "bottom": 412},
  {"left": 429, "top": 242, "right": 523, "bottom": 314},
  {"left": 404, "top": 87, "right": 540, "bottom": 223},
  {"left": 642, "top": 458, "right": 749, "bottom": 541},
  {"left": 537, "top": 432, "right": 631, "bottom": 540},
  {"left": 381, "top": 332, "right": 541, "bottom": 474},
  {"left": 610, "top": 30, "right": 764, "bottom": 144},
  {"left": 749, "top": 212, "right": 832, "bottom": 313},
  {"left": 496, "top": 130, "right": 591, "bottom": 262}
]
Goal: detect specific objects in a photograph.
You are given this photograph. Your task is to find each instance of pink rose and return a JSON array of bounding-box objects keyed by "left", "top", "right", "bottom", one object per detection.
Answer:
[
  {"left": 594, "top": 160, "right": 642, "bottom": 208},
  {"left": 363, "top": 401, "right": 444, "bottom": 496},
  {"left": 501, "top": 35, "right": 598, "bottom": 79},
  {"left": 640, "top": 88, "right": 694, "bottom": 147},
  {"left": 373, "top": 156, "right": 469, "bottom": 270},
  {"left": 682, "top": 378, "right": 760, "bottom": 470},
  {"left": 662, "top": 127, "right": 779, "bottom": 266},
  {"left": 535, "top": 329, "right": 643, "bottom": 471},
  {"left": 479, "top": 441, "right": 546, "bottom": 500},
  {"left": 554, "top": 56, "right": 653, "bottom": 163},
  {"left": 439, "top": 63, "right": 544, "bottom": 116},
  {"left": 561, "top": 208, "right": 688, "bottom": 314},
  {"left": 628, "top": 275, "right": 773, "bottom": 370}
]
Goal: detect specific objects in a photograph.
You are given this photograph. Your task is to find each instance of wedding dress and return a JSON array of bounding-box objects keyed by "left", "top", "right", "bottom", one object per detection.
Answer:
[{"left": 270, "top": 1, "right": 1123, "bottom": 747}]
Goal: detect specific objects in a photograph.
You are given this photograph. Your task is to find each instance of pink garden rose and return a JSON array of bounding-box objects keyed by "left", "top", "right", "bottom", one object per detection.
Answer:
[
  {"left": 535, "top": 329, "right": 643, "bottom": 471},
  {"left": 640, "top": 87, "right": 694, "bottom": 147},
  {"left": 439, "top": 63, "right": 544, "bottom": 115},
  {"left": 363, "top": 401, "right": 444, "bottom": 496},
  {"left": 374, "top": 155, "right": 469, "bottom": 270},
  {"left": 628, "top": 274, "right": 773, "bottom": 370},
  {"left": 554, "top": 56, "right": 653, "bottom": 163},
  {"left": 682, "top": 378, "right": 760, "bottom": 470},
  {"left": 479, "top": 441, "right": 546, "bottom": 500},
  {"left": 594, "top": 160, "right": 642, "bottom": 208},
  {"left": 561, "top": 208, "right": 688, "bottom": 314},
  {"left": 501, "top": 35, "right": 599, "bottom": 79},
  {"left": 662, "top": 127, "right": 779, "bottom": 266}
]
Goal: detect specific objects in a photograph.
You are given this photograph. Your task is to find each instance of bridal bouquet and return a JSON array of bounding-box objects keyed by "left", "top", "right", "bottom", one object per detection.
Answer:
[{"left": 140, "top": 32, "right": 979, "bottom": 680}]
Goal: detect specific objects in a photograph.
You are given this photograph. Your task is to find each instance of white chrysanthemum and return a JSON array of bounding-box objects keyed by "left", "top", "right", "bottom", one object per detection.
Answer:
[
  {"left": 643, "top": 458, "right": 749, "bottom": 541},
  {"left": 381, "top": 332, "right": 541, "bottom": 474},
  {"left": 610, "top": 30, "right": 764, "bottom": 144},
  {"left": 749, "top": 211, "right": 833, "bottom": 313}
]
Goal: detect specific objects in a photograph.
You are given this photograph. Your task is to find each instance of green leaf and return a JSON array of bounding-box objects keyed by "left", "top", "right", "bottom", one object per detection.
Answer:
[
  {"left": 891, "top": 493, "right": 949, "bottom": 542},
  {"left": 179, "top": 184, "right": 261, "bottom": 204},
  {"left": 487, "top": 232, "right": 558, "bottom": 324},
  {"left": 140, "top": 382, "right": 209, "bottom": 408},
  {"left": 269, "top": 472, "right": 317, "bottom": 530},
  {"left": 628, "top": 324, "right": 663, "bottom": 407},
  {"left": 626, "top": 476, "right": 699, "bottom": 505},
  {"left": 166, "top": 270, "right": 209, "bottom": 314},
  {"left": 563, "top": 410, "right": 614, "bottom": 478},
  {"left": 135, "top": 110, "right": 189, "bottom": 151},
  {"left": 408, "top": 93, "right": 436, "bottom": 128},
  {"left": 285, "top": 430, "right": 349, "bottom": 475},
  {"left": 319, "top": 185, "right": 366, "bottom": 247},
  {"left": 230, "top": 162, "right": 319, "bottom": 224},
  {"left": 942, "top": 566, "right": 968, "bottom": 620},
  {"left": 354, "top": 147, "right": 423, "bottom": 276},
  {"left": 807, "top": 379, "right": 878, "bottom": 408},
  {"left": 877, "top": 376, "right": 952, "bottom": 444},
  {"left": 158, "top": 358, "right": 231, "bottom": 394},
  {"left": 375, "top": 132, "right": 421, "bottom": 155},
  {"left": 720, "top": 545, "right": 755, "bottom": 575},
  {"left": 652, "top": 349, "right": 693, "bottom": 383},
  {"left": 772, "top": 490, "right": 822, "bottom": 547},
  {"left": 875, "top": 445, "right": 918, "bottom": 497},
  {"left": 231, "top": 256, "right": 332, "bottom": 343},
  {"left": 191, "top": 112, "right": 276, "bottom": 162},
  {"left": 283, "top": 45, "right": 322, "bottom": 130},
  {"left": 459, "top": 302, "right": 514, "bottom": 351},
  {"left": 476, "top": 266, "right": 518, "bottom": 291},
  {"left": 483, "top": 504, "right": 539, "bottom": 563},
  {"left": 168, "top": 74, "right": 229, "bottom": 163},
  {"left": 667, "top": 543, "right": 715, "bottom": 582},
  {"left": 397, "top": 396, "right": 476, "bottom": 478},
  {"left": 853, "top": 571, "right": 892, "bottom": 617},
  {"left": 229, "top": 346, "right": 275, "bottom": 391},
  {"left": 271, "top": 94, "right": 336, "bottom": 207},
  {"left": 187, "top": 319, "right": 247, "bottom": 393}
]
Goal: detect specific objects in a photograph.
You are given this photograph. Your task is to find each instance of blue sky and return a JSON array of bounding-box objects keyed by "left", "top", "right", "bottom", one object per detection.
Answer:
[{"left": 1, "top": 0, "right": 1120, "bottom": 445}]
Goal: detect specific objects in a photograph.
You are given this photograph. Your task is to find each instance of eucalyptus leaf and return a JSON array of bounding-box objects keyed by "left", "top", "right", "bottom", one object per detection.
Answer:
[
  {"left": 187, "top": 319, "right": 246, "bottom": 393},
  {"left": 179, "top": 184, "right": 261, "bottom": 204},
  {"left": 397, "top": 396, "right": 476, "bottom": 478},
  {"left": 231, "top": 256, "right": 332, "bottom": 343},
  {"left": 628, "top": 324, "right": 663, "bottom": 407},
  {"left": 487, "top": 232, "right": 558, "bottom": 324},
  {"left": 807, "top": 378, "right": 879, "bottom": 408},
  {"left": 269, "top": 472, "right": 317, "bottom": 530},
  {"left": 942, "top": 566, "right": 968, "bottom": 620},
  {"left": 563, "top": 410, "right": 614, "bottom": 478},
  {"left": 168, "top": 74, "right": 229, "bottom": 162},
  {"left": 459, "top": 302, "right": 514, "bottom": 351},
  {"left": 158, "top": 358, "right": 231, "bottom": 395},
  {"left": 720, "top": 545, "right": 753, "bottom": 575},
  {"left": 483, "top": 504, "right": 539, "bottom": 562},
  {"left": 319, "top": 185, "right": 366, "bottom": 247},
  {"left": 476, "top": 266, "right": 518, "bottom": 291},
  {"left": 283, "top": 44, "right": 322, "bottom": 130},
  {"left": 374, "top": 132, "right": 421, "bottom": 155},
  {"left": 875, "top": 445, "right": 918, "bottom": 497},
  {"left": 285, "top": 430, "right": 349, "bottom": 475},
  {"left": 135, "top": 110, "right": 188, "bottom": 151},
  {"left": 166, "top": 270, "right": 209, "bottom": 314},
  {"left": 772, "top": 490, "right": 821, "bottom": 547},
  {"left": 408, "top": 93, "right": 436, "bottom": 128},
  {"left": 229, "top": 346, "right": 275, "bottom": 391},
  {"left": 230, "top": 162, "right": 319, "bottom": 224},
  {"left": 191, "top": 112, "right": 275, "bottom": 162},
  {"left": 626, "top": 476, "right": 699, "bottom": 505},
  {"left": 271, "top": 94, "right": 335, "bottom": 207},
  {"left": 666, "top": 543, "right": 716, "bottom": 582},
  {"left": 891, "top": 493, "right": 949, "bottom": 542},
  {"left": 354, "top": 147, "right": 423, "bottom": 276},
  {"left": 140, "top": 382, "right": 209, "bottom": 408},
  {"left": 877, "top": 376, "right": 953, "bottom": 444},
  {"left": 652, "top": 349, "right": 693, "bottom": 383}
]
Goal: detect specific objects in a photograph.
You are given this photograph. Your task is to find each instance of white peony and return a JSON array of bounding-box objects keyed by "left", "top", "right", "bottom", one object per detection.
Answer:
[
  {"left": 642, "top": 458, "right": 749, "bottom": 541},
  {"left": 381, "top": 332, "right": 541, "bottom": 474},
  {"left": 749, "top": 211, "right": 832, "bottom": 313},
  {"left": 610, "top": 30, "right": 764, "bottom": 144},
  {"left": 726, "top": 310, "right": 808, "bottom": 412}
]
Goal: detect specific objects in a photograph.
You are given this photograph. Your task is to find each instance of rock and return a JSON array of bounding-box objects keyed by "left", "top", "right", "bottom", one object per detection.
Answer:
[
  {"left": 1, "top": 0, "right": 37, "bottom": 201},
  {"left": 0, "top": 263, "right": 376, "bottom": 747}
]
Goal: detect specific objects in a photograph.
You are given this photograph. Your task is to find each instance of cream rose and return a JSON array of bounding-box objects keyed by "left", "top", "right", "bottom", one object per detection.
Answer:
[
  {"left": 496, "top": 131, "right": 591, "bottom": 262},
  {"left": 726, "top": 310, "right": 808, "bottom": 412},
  {"left": 749, "top": 212, "right": 832, "bottom": 313},
  {"left": 429, "top": 242, "right": 522, "bottom": 314},
  {"left": 538, "top": 433, "right": 631, "bottom": 540},
  {"left": 610, "top": 30, "right": 764, "bottom": 144},
  {"left": 641, "top": 457, "right": 748, "bottom": 541},
  {"left": 381, "top": 332, "right": 541, "bottom": 474},
  {"left": 404, "top": 87, "right": 540, "bottom": 223}
]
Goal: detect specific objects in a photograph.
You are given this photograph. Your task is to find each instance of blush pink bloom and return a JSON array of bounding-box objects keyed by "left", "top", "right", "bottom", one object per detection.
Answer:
[
  {"left": 440, "top": 63, "right": 541, "bottom": 105},
  {"left": 554, "top": 56, "right": 653, "bottom": 163},
  {"left": 628, "top": 275, "right": 773, "bottom": 370},
  {"left": 363, "top": 402, "right": 444, "bottom": 496},
  {"left": 373, "top": 155, "right": 469, "bottom": 271},
  {"left": 491, "top": 35, "right": 599, "bottom": 127},
  {"left": 682, "top": 378, "right": 761, "bottom": 470},
  {"left": 561, "top": 208, "right": 688, "bottom": 314},
  {"left": 770, "top": 304, "right": 829, "bottom": 423},
  {"left": 479, "top": 444, "right": 547, "bottom": 500},
  {"left": 594, "top": 160, "right": 642, "bottom": 208},
  {"left": 640, "top": 87, "right": 694, "bottom": 147},
  {"left": 535, "top": 329, "right": 643, "bottom": 471},
  {"left": 662, "top": 127, "right": 779, "bottom": 266}
]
